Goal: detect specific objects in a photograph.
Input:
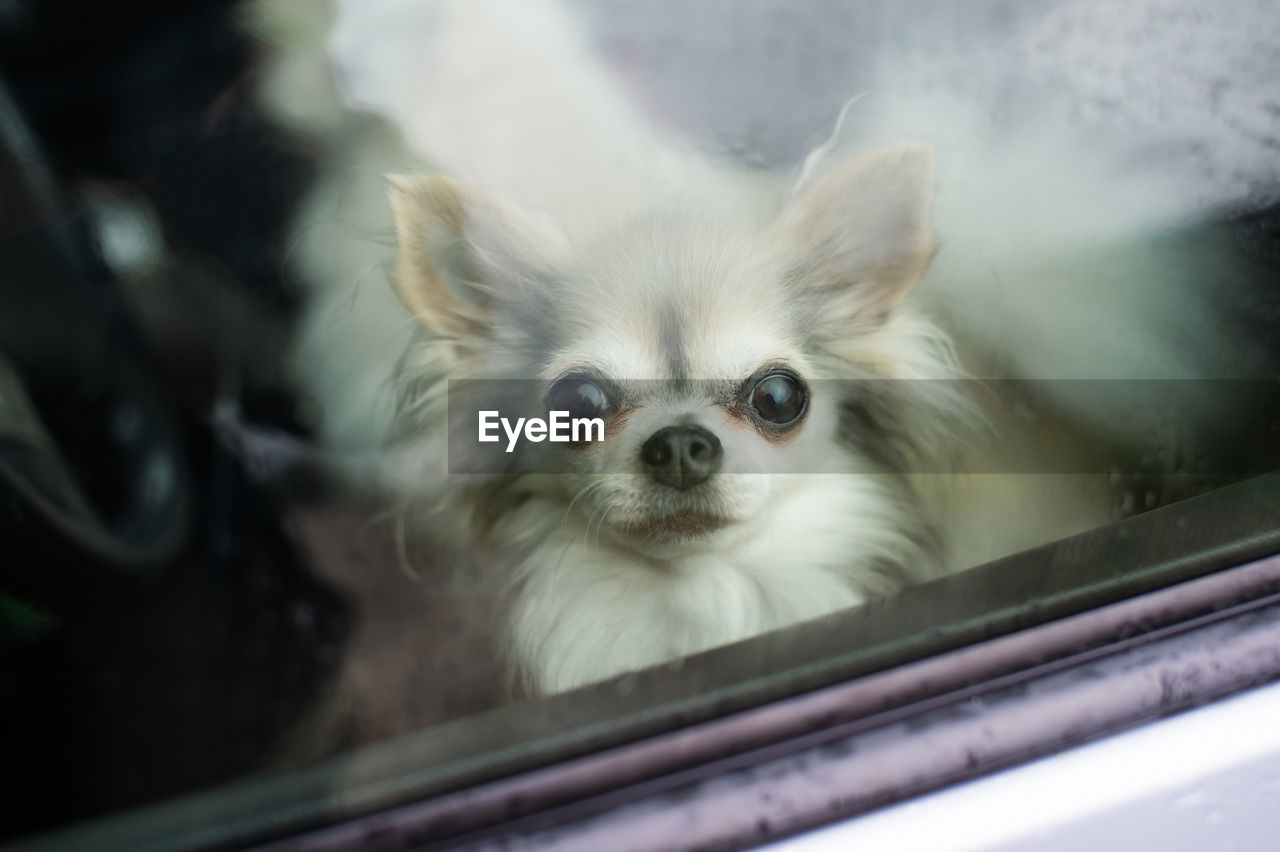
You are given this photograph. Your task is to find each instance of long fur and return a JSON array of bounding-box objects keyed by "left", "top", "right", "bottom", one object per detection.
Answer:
[{"left": 249, "top": 0, "right": 1279, "bottom": 694}]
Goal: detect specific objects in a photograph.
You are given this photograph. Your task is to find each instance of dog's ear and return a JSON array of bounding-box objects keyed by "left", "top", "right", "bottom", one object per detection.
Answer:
[
  {"left": 387, "top": 175, "right": 567, "bottom": 339},
  {"left": 778, "top": 144, "right": 935, "bottom": 325}
]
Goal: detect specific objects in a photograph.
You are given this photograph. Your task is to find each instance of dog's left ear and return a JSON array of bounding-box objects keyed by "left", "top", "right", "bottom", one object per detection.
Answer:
[{"left": 778, "top": 144, "right": 935, "bottom": 325}]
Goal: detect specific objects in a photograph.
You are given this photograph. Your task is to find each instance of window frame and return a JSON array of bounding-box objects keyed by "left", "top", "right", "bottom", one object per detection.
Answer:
[{"left": 21, "top": 472, "right": 1280, "bottom": 851}]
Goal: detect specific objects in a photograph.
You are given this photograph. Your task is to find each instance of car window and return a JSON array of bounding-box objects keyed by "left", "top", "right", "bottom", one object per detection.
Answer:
[{"left": 2, "top": 0, "right": 1278, "bottom": 848}]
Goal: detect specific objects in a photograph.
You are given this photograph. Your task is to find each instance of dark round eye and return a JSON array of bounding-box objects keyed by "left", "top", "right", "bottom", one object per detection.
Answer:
[
  {"left": 547, "top": 376, "right": 611, "bottom": 421},
  {"left": 750, "top": 373, "right": 807, "bottom": 425}
]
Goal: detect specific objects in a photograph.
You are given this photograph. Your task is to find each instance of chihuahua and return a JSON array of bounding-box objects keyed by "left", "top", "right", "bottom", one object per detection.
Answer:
[
  {"left": 381, "top": 145, "right": 969, "bottom": 692},
  {"left": 250, "top": 0, "right": 1276, "bottom": 695}
]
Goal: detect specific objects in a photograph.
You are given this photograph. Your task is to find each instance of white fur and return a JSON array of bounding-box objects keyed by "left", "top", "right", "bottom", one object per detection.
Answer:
[
  {"left": 378, "top": 169, "right": 962, "bottom": 695},
  {"left": 504, "top": 472, "right": 921, "bottom": 693},
  {"left": 251, "top": 0, "right": 1278, "bottom": 694}
]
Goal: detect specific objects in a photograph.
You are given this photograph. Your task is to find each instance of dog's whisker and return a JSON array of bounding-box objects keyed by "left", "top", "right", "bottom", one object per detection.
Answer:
[
  {"left": 592, "top": 506, "right": 615, "bottom": 550},
  {"left": 561, "top": 478, "right": 606, "bottom": 532},
  {"left": 618, "top": 554, "right": 641, "bottom": 606}
]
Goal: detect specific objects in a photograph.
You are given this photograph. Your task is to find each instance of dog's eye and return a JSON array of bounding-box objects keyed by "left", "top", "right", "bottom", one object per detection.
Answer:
[
  {"left": 548, "top": 377, "right": 611, "bottom": 421},
  {"left": 750, "top": 373, "right": 807, "bottom": 425}
]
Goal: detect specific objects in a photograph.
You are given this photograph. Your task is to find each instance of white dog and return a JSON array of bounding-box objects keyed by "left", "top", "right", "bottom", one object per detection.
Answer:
[{"left": 247, "top": 0, "right": 1278, "bottom": 694}]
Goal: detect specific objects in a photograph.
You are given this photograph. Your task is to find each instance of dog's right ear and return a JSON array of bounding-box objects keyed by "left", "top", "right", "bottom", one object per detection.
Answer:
[{"left": 387, "top": 175, "right": 568, "bottom": 339}]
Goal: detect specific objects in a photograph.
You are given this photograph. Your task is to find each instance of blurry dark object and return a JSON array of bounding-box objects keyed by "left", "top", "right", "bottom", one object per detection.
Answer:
[
  {"left": 0, "top": 3, "right": 349, "bottom": 841},
  {"left": 0, "top": 0, "right": 313, "bottom": 315},
  {"left": 1, "top": 0, "right": 318, "bottom": 430}
]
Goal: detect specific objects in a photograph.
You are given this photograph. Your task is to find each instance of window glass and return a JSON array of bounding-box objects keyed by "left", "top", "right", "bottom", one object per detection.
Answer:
[{"left": 2, "top": 0, "right": 1278, "bottom": 844}]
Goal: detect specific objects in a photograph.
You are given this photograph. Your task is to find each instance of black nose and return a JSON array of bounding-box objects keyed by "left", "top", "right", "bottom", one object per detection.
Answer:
[{"left": 640, "top": 425, "right": 722, "bottom": 490}]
